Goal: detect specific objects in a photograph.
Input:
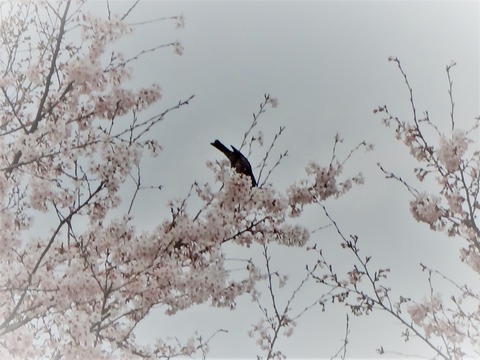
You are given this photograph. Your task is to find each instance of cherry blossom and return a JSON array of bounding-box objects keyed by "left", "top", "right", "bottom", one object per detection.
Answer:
[
  {"left": 410, "top": 192, "right": 443, "bottom": 229},
  {"left": 437, "top": 129, "right": 471, "bottom": 173},
  {"left": 0, "top": 3, "right": 367, "bottom": 358}
]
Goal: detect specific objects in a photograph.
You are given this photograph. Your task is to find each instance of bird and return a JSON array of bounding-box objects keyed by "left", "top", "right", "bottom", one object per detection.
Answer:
[{"left": 211, "top": 139, "right": 257, "bottom": 187}]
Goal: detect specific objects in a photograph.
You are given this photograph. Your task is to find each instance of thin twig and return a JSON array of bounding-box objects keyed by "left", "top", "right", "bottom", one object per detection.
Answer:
[{"left": 446, "top": 61, "right": 456, "bottom": 131}]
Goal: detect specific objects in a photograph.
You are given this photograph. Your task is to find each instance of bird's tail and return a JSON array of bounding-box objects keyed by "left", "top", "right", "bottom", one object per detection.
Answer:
[{"left": 211, "top": 139, "right": 232, "bottom": 156}]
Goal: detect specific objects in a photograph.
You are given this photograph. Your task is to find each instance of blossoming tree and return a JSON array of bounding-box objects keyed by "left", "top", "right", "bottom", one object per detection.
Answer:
[
  {"left": 0, "top": 1, "right": 366, "bottom": 358},
  {"left": 374, "top": 58, "right": 479, "bottom": 358},
  {"left": 299, "top": 58, "right": 480, "bottom": 359},
  {"left": 3, "top": 1, "right": 476, "bottom": 359}
]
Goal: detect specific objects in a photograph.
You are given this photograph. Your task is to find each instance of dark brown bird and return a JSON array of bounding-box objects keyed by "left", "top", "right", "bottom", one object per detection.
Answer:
[{"left": 211, "top": 139, "right": 257, "bottom": 187}]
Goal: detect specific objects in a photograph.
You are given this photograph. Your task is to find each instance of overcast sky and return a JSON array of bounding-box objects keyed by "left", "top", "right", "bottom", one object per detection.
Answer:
[{"left": 86, "top": 1, "right": 479, "bottom": 357}]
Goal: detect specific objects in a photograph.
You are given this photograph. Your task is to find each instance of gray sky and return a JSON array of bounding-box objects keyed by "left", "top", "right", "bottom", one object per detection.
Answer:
[{"left": 87, "top": 1, "right": 479, "bottom": 357}]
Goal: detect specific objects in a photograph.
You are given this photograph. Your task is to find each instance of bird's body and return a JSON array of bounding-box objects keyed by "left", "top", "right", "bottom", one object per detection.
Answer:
[{"left": 211, "top": 140, "right": 257, "bottom": 187}]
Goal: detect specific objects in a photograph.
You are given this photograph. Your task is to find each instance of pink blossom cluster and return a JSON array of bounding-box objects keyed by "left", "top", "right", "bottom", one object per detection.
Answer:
[
  {"left": 375, "top": 103, "right": 479, "bottom": 246},
  {"left": 407, "top": 294, "right": 445, "bottom": 337},
  {"left": 248, "top": 319, "right": 287, "bottom": 359},
  {"left": 409, "top": 192, "right": 443, "bottom": 230},
  {"left": 460, "top": 247, "right": 480, "bottom": 273},
  {"left": 406, "top": 289, "right": 475, "bottom": 358},
  {"left": 205, "top": 161, "right": 311, "bottom": 248},
  {"left": 437, "top": 130, "right": 471, "bottom": 173},
  {"left": 287, "top": 160, "right": 364, "bottom": 217}
]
